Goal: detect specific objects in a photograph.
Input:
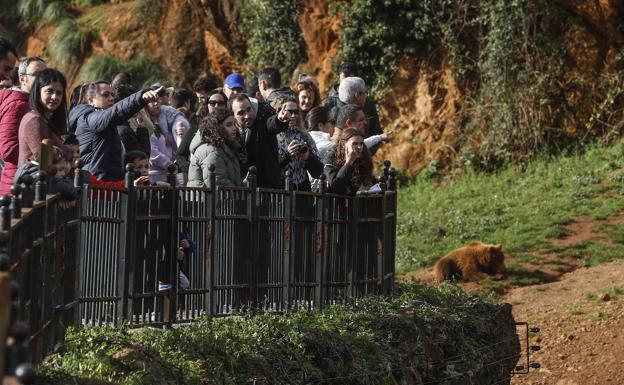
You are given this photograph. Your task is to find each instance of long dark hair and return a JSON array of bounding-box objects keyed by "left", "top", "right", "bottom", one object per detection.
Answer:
[
  {"left": 335, "top": 128, "right": 373, "bottom": 191},
  {"left": 29, "top": 68, "right": 67, "bottom": 135},
  {"left": 305, "top": 105, "right": 329, "bottom": 131}
]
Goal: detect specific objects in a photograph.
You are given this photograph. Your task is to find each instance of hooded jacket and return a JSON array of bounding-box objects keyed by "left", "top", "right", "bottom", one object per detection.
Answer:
[
  {"left": 187, "top": 131, "right": 243, "bottom": 188},
  {"left": 74, "top": 90, "right": 147, "bottom": 181},
  {"left": 0, "top": 89, "right": 30, "bottom": 195}
]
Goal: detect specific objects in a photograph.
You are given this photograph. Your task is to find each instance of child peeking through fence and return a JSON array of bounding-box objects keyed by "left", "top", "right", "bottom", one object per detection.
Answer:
[{"left": 158, "top": 230, "right": 195, "bottom": 291}]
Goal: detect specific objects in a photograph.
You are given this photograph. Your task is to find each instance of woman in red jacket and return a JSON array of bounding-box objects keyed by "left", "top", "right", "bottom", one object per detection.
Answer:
[
  {"left": 0, "top": 88, "right": 29, "bottom": 195},
  {"left": 18, "top": 68, "right": 68, "bottom": 165}
]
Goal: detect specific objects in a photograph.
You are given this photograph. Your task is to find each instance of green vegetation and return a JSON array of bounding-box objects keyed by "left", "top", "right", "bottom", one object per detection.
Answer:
[
  {"left": 240, "top": 0, "right": 307, "bottom": 79},
  {"left": 38, "top": 284, "right": 517, "bottom": 385},
  {"left": 396, "top": 139, "right": 624, "bottom": 273},
  {"left": 79, "top": 53, "right": 163, "bottom": 88},
  {"left": 334, "top": 0, "right": 624, "bottom": 170}
]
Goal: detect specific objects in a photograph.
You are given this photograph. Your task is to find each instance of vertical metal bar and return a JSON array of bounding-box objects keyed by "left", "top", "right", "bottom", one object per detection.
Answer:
[
  {"left": 349, "top": 196, "right": 358, "bottom": 300},
  {"left": 315, "top": 175, "right": 327, "bottom": 309},
  {"left": 168, "top": 165, "right": 178, "bottom": 325},
  {"left": 116, "top": 167, "right": 136, "bottom": 324},
  {"left": 206, "top": 165, "right": 216, "bottom": 316},
  {"left": 283, "top": 171, "right": 293, "bottom": 312},
  {"left": 246, "top": 168, "right": 258, "bottom": 309}
]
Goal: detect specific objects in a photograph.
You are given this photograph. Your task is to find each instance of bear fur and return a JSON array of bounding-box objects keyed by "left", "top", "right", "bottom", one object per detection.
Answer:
[{"left": 434, "top": 241, "right": 507, "bottom": 282}]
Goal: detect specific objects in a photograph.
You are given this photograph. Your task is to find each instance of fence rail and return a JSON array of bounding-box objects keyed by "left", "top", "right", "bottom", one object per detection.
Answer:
[{"left": 1, "top": 163, "right": 398, "bottom": 380}]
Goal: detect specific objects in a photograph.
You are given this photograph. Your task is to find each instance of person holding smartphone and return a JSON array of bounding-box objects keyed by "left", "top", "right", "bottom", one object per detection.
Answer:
[
  {"left": 271, "top": 96, "right": 323, "bottom": 191},
  {"left": 323, "top": 127, "right": 375, "bottom": 195}
]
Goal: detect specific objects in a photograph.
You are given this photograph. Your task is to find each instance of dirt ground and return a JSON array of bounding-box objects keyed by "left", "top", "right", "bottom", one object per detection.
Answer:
[
  {"left": 506, "top": 260, "right": 624, "bottom": 385},
  {"left": 400, "top": 212, "right": 624, "bottom": 385}
]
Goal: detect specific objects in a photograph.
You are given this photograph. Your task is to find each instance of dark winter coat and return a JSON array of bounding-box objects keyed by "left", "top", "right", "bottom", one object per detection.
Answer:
[
  {"left": 240, "top": 102, "right": 288, "bottom": 189},
  {"left": 74, "top": 90, "right": 147, "bottom": 181}
]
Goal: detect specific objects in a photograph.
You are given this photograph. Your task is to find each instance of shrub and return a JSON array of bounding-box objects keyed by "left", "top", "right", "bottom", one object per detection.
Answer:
[
  {"left": 17, "top": 0, "right": 73, "bottom": 23},
  {"left": 47, "top": 19, "right": 93, "bottom": 71},
  {"left": 240, "top": 0, "right": 307, "bottom": 80}
]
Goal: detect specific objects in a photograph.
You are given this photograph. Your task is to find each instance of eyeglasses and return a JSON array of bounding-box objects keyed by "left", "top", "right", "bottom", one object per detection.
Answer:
[
  {"left": 24, "top": 72, "right": 41, "bottom": 78},
  {"left": 207, "top": 100, "right": 227, "bottom": 106}
]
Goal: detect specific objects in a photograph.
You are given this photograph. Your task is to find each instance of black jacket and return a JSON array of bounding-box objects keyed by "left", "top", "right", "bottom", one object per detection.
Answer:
[
  {"left": 241, "top": 102, "right": 288, "bottom": 189},
  {"left": 175, "top": 114, "right": 198, "bottom": 183},
  {"left": 321, "top": 85, "right": 383, "bottom": 137},
  {"left": 74, "top": 90, "right": 147, "bottom": 181},
  {"left": 118, "top": 122, "right": 151, "bottom": 157}
]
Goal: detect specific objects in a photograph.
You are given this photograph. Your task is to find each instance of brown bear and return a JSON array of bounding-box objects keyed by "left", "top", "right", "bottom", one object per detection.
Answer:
[{"left": 434, "top": 241, "right": 507, "bottom": 282}]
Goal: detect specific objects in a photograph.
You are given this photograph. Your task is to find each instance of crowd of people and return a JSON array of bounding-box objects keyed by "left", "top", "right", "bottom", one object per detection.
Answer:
[{"left": 0, "top": 37, "right": 394, "bottom": 203}]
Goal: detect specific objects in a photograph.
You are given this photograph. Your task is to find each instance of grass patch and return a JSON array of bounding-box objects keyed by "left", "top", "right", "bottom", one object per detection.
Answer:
[
  {"left": 38, "top": 283, "right": 518, "bottom": 385},
  {"left": 397, "top": 139, "right": 624, "bottom": 273},
  {"left": 583, "top": 242, "right": 624, "bottom": 267}
]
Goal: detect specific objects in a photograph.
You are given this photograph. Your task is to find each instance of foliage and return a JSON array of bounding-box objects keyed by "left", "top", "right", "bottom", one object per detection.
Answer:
[
  {"left": 38, "top": 283, "right": 516, "bottom": 385},
  {"left": 333, "top": 0, "right": 624, "bottom": 170},
  {"left": 17, "top": 0, "right": 73, "bottom": 23},
  {"left": 396, "top": 138, "right": 624, "bottom": 272},
  {"left": 240, "top": 0, "right": 307, "bottom": 80},
  {"left": 47, "top": 19, "right": 93, "bottom": 71},
  {"left": 79, "top": 53, "right": 163, "bottom": 88}
]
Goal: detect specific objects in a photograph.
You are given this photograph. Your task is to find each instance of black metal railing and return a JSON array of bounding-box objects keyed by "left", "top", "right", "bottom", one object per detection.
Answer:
[{"left": 1, "top": 162, "right": 398, "bottom": 380}]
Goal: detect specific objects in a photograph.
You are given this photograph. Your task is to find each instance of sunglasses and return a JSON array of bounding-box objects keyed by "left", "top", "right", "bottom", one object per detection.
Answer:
[{"left": 207, "top": 100, "right": 227, "bottom": 106}]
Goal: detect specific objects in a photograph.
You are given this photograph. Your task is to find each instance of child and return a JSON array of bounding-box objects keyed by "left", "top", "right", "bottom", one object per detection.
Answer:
[
  {"left": 159, "top": 231, "right": 196, "bottom": 291},
  {"left": 15, "top": 146, "right": 78, "bottom": 205}
]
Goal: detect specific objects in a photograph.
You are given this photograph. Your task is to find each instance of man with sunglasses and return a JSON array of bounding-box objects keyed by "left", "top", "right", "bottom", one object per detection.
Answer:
[{"left": 0, "top": 54, "right": 47, "bottom": 195}]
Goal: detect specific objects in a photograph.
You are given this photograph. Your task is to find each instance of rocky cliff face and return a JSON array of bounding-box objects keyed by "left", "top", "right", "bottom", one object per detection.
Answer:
[{"left": 15, "top": 0, "right": 624, "bottom": 176}]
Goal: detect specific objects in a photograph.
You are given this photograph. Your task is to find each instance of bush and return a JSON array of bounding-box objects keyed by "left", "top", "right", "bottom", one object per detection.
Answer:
[
  {"left": 38, "top": 283, "right": 518, "bottom": 385},
  {"left": 240, "top": 0, "right": 307, "bottom": 80},
  {"left": 79, "top": 53, "right": 163, "bottom": 88},
  {"left": 17, "top": 0, "right": 73, "bottom": 23},
  {"left": 334, "top": 0, "right": 624, "bottom": 171},
  {"left": 47, "top": 19, "right": 93, "bottom": 71}
]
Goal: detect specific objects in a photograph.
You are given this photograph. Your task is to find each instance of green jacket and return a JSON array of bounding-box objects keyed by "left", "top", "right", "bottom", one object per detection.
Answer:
[{"left": 187, "top": 131, "right": 243, "bottom": 188}]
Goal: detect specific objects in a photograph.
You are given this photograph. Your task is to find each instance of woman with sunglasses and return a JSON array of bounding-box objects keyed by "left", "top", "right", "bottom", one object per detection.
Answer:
[
  {"left": 271, "top": 95, "right": 323, "bottom": 191},
  {"left": 18, "top": 68, "right": 68, "bottom": 165},
  {"left": 176, "top": 89, "right": 228, "bottom": 183}
]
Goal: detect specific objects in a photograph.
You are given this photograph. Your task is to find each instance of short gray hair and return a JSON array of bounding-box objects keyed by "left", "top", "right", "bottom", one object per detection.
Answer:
[
  {"left": 338, "top": 77, "right": 365, "bottom": 104},
  {"left": 18, "top": 56, "right": 45, "bottom": 76}
]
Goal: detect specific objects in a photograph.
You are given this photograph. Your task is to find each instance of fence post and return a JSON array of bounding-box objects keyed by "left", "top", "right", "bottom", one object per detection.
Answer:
[
  {"left": 315, "top": 174, "right": 327, "bottom": 309},
  {"left": 388, "top": 168, "right": 397, "bottom": 294},
  {"left": 283, "top": 171, "right": 293, "bottom": 312},
  {"left": 246, "top": 167, "right": 258, "bottom": 309},
  {"left": 166, "top": 164, "right": 178, "bottom": 325},
  {"left": 116, "top": 164, "right": 136, "bottom": 325},
  {"left": 206, "top": 165, "right": 216, "bottom": 316},
  {"left": 21, "top": 175, "right": 34, "bottom": 209},
  {"left": 10, "top": 184, "right": 22, "bottom": 219},
  {"left": 379, "top": 169, "right": 388, "bottom": 294},
  {"left": 0, "top": 195, "right": 10, "bottom": 232},
  {"left": 73, "top": 160, "right": 83, "bottom": 189},
  {"left": 34, "top": 171, "right": 47, "bottom": 203},
  {"left": 349, "top": 194, "right": 359, "bottom": 300}
]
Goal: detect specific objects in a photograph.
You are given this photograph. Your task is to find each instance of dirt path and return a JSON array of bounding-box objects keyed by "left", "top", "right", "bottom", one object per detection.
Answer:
[{"left": 506, "top": 260, "right": 624, "bottom": 385}]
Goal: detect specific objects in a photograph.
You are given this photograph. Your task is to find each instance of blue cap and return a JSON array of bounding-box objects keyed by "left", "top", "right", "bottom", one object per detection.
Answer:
[{"left": 224, "top": 73, "right": 245, "bottom": 89}]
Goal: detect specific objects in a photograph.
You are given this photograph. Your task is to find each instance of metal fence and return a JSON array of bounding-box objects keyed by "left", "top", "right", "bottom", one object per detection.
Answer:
[{"left": 1, "top": 163, "right": 398, "bottom": 378}]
